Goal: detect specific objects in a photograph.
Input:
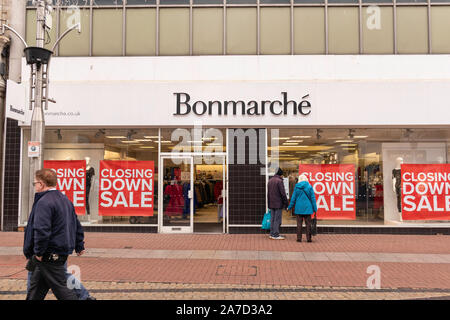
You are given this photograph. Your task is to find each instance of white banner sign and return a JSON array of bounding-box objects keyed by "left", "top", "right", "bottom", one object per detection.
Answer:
[{"left": 5, "top": 80, "right": 28, "bottom": 122}]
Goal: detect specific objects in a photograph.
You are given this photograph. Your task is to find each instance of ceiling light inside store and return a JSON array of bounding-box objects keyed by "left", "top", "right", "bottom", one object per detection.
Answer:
[
  {"left": 354, "top": 136, "right": 368, "bottom": 139},
  {"left": 139, "top": 146, "right": 155, "bottom": 149},
  {"left": 316, "top": 129, "right": 323, "bottom": 140},
  {"left": 286, "top": 140, "right": 303, "bottom": 143},
  {"left": 135, "top": 139, "right": 152, "bottom": 142},
  {"left": 273, "top": 137, "right": 290, "bottom": 140},
  {"left": 348, "top": 129, "right": 355, "bottom": 139},
  {"left": 293, "top": 136, "right": 312, "bottom": 139},
  {"left": 340, "top": 144, "right": 358, "bottom": 147},
  {"left": 144, "top": 136, "right": 159, "bottom": 139},
  {"left": 106, "top": 136, "right": 127, "bottom": 139},
  {"left": 121, "top": 140, "right": 140, "bottom": 144},
  {"left": 283, "top": 143, "right": 299, "bottom": 145},
  {"left": 160, "top": 141, "right": 173, "bottom": 143},
  {"left": 335, "top": 140, "right": 353, "bottom": 143},
  {"left": 54, "top": 129, "right": 62, "bottom": 141}
]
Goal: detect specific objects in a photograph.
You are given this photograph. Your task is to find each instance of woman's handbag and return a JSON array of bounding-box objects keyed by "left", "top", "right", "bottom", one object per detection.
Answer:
[
  {"left": 311, "top": 212, "right": 317, "bottom": 236},
  {"left": 261, "top": 210, "right": 271, "bottom": 230}
]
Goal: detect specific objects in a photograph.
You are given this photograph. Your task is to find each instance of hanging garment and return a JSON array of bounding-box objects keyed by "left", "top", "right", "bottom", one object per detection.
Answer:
[
  {"left": 214, "top": 181, "right": 223, "bottom": 204},
  {"left": 164, "top": 184, "right": 184, "bottom": 216}
]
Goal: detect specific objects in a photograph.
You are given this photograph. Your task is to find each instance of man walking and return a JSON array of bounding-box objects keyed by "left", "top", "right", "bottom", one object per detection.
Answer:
[
  {"left": 23, "top": 168, "right": 85, "bottom": 300},
  {"left": 267, "top": 167, "right": 289, "bottom": 240}
]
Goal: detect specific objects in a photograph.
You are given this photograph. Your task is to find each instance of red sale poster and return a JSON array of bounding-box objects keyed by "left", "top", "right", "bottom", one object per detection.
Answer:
[
  {"left": 99, "top": 161, "right": 154, "bottom": 216},
  {"left": 43, "top": 160, "right": 86, "bottom": 215},
  {"left": 298, "top": 164, "right": 356, "bottom": 220},
  {"left": 401, "top": 164, "right": 450, "bottom": 220}
]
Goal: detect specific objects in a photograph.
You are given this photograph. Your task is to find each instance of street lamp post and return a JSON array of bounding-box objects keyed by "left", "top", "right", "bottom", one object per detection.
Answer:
[{"left": 2, "top": 0, "right": 80, "bottom": 211}]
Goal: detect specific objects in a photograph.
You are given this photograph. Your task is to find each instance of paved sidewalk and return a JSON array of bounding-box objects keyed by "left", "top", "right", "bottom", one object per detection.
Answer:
[{"left": 0, "top": 232, "right": 449, "bottom": 300}]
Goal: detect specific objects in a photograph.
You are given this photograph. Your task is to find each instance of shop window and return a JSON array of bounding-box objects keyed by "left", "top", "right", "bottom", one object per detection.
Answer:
[
  {"left": 361, "top": 0, "right": 393, "bottom": 2},
  {"left": 160, "top": 0, "right": 190, "bottom": 4},
  {"left": 226, "top": 7, "right": 257, "bottom": 55},
  {"left": 431, "top": 6, "right": 450, "bottom": 54},
  {"left": 58, "top": 0, "right": 91, "bottom": 5},
  {"left": 92, "top": 9, "right": 123, "bottom": 56},
  {"left": 160, "top": 128, "right": 227, "bottom": 230},
  {"left": 396, "top": 6, "right": 428, "bottom": 54},
  {"left": 193, "top": 8, "right": 224, "bottom": 55},
  {"left": 268, "top": 128, "right": 450, "bottom": 226},
  {"left": 397, "top": 0, "right": 427, "bottom": 3},
  {"left": 293, "top": 7, "right": 326, "bottom": 54},
  {"left": 127, "top": 0, "right": 157, "bottom": 4},
  {"left": 25, "top": 9, "right": 57, "bottom": 51},
  {"left": 260, "top": 0, "right": 291, "bottom": 4},
  {"left": 294, "top": 0, "right": 325, "bottom": 3},
  {"left": 194, "top": 0, "right": 223, "bottom": 4},
  {"left": 93, "top": 0, "right": 124, "bottom": 5},
  {"left": 160, "top": 128, "right": 226, "bottom": 154},
  {"left": 126, "top": 8, "right": 156, "bottom": 56},
  {"left": 362, "top": 6, "right": 394, "bottom": 54},
  {"left": 328, "top": 0, "right": 358, "bottom": 3},
  {"left": 59, "top": 9, "right": 90, "bottom": 56},
  {"left": 227, "top": 0, "right": 257, "bottom": 4},
  {"left": 328, "top": 7, "right": 359, "bottom": 54},
  {"left": 21, "top": 129, "right": 159, "bottom": 226},
  {"left": 159, "top": 8, "right": 190, "bottom": 56},
  {"left": 260, "top": 7, "right": 291, "bottom": 55}
]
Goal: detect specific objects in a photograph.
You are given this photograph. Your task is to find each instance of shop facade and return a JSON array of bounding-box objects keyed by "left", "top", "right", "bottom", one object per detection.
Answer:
[{"left": 3, "top": 55, "right": 450, "bottom": 234}]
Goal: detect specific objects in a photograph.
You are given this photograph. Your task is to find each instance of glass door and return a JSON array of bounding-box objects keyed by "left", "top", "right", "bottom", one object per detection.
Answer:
[{"left": 159, "top": 156, "right": 193, "bottom": 233}]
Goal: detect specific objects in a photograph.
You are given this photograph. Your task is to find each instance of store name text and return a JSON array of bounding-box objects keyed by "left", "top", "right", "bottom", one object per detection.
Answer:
[{"left": 173, "top": 92, "right": 311, "bottom": 117}]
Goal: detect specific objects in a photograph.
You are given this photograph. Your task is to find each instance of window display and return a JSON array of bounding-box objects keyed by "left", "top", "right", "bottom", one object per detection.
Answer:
[
  {"left": 20, "top": 128, "right": 159, "bottom": 226},
  {"left": 270, "top": 128, "right": 450, "bottom": 226},
  {"left": 19, "top": 127, "right": 450, "bottom": 229}
]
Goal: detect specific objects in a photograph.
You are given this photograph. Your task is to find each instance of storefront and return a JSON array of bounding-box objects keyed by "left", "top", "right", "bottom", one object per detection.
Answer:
[{"left": 5, "top": 55, "right": 450, "bottom": 233}]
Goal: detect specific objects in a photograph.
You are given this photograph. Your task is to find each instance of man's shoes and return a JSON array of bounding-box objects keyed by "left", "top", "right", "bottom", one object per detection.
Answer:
[
  {"left": 270, "top": 236, "right": 285, "bottom": 240},
  {"left": 296, "top": 239, "right": 302, "bottom": 242},
  {"left": 307, "top": 239, "right": 312, "bottom": 243},
  {"left": 86, "top": 296, "right": 96, "bottom": 300}
]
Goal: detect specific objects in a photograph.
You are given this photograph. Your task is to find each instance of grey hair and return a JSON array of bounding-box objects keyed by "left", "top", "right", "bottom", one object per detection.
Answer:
[{"left": 298, "top": 174, "right": 308, "bottom": 182}]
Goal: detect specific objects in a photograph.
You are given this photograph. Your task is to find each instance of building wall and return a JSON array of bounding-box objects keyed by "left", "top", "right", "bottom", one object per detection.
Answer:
[{"left": 24, "top": 1, "right": 450, "bottom": 56}]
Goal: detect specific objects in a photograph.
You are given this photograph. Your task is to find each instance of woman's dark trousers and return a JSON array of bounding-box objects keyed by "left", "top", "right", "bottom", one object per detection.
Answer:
[{"left": 296, "top": 214, "right": 312, "bottom": 242}]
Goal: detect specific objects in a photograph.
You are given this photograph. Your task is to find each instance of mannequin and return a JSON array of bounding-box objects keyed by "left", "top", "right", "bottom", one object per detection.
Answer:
[
  {"left": 85, "top": 157, "right": 95, "bottom": 215},
  {"left": 392, "top": 157, "right": 403, "bottom": 215}
]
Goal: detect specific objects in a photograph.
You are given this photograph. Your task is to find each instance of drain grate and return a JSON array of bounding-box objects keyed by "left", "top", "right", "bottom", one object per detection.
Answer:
[{"left": 216, "top": 265, "right": 257, "bottom": 277}]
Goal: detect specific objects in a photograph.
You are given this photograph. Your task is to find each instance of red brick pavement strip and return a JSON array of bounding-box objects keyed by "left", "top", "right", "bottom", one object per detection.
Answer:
[
  {"left": 1, "top": 255, "right": 449, "bottom": 290},
  {"left": 1, "top": 232, "right": 450, "bottom": 254}
]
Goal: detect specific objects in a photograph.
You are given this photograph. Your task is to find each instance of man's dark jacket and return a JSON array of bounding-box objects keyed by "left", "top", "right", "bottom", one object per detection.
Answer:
[
  {"left": 267, "top": 174, "right": 289, "bottom": 210},
  {"left": 23, "top": 190, "right": 85, "bottom": 259}
]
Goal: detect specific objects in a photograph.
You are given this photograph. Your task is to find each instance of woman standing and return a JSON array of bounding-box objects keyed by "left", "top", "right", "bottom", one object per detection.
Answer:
[{"left": 287, "top": 174, "right": 318, "bottom": 242}]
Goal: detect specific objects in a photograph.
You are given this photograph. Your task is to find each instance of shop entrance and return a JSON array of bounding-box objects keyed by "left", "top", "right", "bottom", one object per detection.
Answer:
[{"left": 159, "top": 154, "right": 226, "bottom": 233}]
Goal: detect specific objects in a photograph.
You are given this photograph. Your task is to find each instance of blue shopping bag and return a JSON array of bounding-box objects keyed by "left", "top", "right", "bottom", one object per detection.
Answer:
[{"left": 261, "top": 210, "right": 271, "bottom": 230}]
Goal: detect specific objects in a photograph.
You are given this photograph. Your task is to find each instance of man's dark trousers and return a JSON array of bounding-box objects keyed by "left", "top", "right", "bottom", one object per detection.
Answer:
[
  {"left": 296, "top": 215, "right": 312, "bottom": 241},
  {"left": 27, "top": 258, "right": 78, "bottom": 300},
  {"left": 270, "top": 209, "right": 283, "bottom": 238}
]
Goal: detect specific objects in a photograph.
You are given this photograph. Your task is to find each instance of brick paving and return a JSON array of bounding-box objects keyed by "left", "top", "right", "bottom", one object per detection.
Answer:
[{"left": 0, "top": 232, "right": 449, "bottom": 300}]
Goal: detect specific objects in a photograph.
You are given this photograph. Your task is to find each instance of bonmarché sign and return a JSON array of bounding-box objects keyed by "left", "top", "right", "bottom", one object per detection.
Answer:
[{"left": 173, "top": 92, "right": 311, "bottom": 116}]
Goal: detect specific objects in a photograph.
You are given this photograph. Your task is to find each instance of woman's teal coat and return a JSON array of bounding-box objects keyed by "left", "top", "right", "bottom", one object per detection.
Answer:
[{"left": 287, "top": 181, "right": 318, "bottom": 215}]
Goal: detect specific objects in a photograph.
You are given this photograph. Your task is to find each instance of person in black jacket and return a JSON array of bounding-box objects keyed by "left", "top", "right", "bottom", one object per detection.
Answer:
[
  {"left": 24, "top": 168, "right": 85, "bottom": 300},
  {"left": 267, "top": 167, "right": 289, "bottom": 240}
]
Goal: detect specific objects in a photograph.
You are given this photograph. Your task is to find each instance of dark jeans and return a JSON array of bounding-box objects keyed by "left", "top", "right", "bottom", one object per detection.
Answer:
[
  {"left": 296, "top": 214, "right": 312, "bottom": 241},
  {"left": 27, "top": 261, "right": 90, "bottom": 300},
  {"left": 270, "top": 209, "right": 283, "bottom": 237},
  {"left": 26, "top": 259, "right": 78, "bottom": 300}
]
